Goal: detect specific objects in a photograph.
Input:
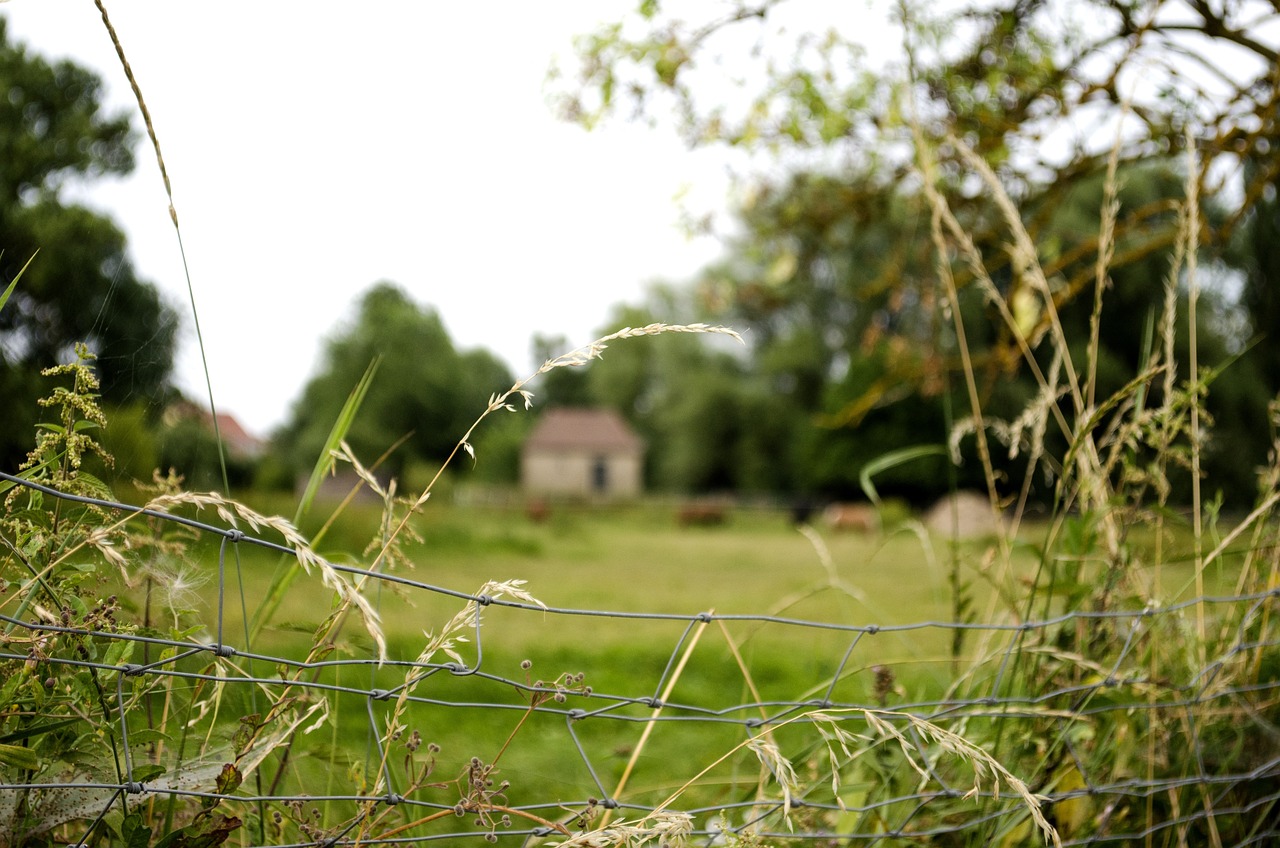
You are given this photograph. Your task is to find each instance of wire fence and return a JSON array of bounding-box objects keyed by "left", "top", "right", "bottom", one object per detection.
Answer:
[{"left": 2, "top": 469, "right": 1279, "bottom": 846}]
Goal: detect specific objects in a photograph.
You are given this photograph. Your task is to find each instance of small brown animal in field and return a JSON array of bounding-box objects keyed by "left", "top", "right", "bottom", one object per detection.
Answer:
[
  {"left": 677, "top": 503, "right": 727, "bottom": 527},
  {"left": 526, "top": 498, "right": 550, "bottom": 523},
  {"left": 823, "top": 503, "right": 877, "bottom": 533}
]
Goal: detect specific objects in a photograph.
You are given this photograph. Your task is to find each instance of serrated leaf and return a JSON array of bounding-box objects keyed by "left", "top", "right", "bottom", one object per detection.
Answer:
[
  {"left": 203, "top": 762, "right": 242, "bottom": 810},
  {"left": 102, "top": 638, "right": 135, "bottom": 669},
  {"left": 121, "top": 811, "right": 152, "bottom": 848}
]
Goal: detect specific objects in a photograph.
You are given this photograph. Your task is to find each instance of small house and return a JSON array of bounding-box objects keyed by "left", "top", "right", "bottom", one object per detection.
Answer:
[{"left": 521, "top": 408, "right": 644, "bottom": 499}]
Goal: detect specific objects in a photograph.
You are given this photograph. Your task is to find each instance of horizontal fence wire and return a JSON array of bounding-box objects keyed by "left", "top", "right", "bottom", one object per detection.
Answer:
[{"left": 1, "top": 470, "right": 1279, "bottom": 846}]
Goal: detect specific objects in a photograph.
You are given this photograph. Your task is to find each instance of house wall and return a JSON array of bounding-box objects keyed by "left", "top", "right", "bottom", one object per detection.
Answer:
[{"left": 522, "top": 448, "right": 642, "bottom": 498}]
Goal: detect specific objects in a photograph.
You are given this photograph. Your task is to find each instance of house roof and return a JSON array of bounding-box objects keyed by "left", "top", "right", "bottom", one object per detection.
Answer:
[
  {"left": 213, "top": 412, "right": 265, "bottom": 458},
  {"left": 523, "top": 408, "right": 643, "bottom": 453}
]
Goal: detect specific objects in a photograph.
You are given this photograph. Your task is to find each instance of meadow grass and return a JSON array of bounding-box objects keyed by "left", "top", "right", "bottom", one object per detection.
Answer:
[{"left": 130, "top": 497, "right": 1235, "bottom": 833}]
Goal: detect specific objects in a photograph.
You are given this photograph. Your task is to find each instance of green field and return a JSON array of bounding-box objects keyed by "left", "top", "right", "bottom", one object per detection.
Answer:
[{"left": 133, "top": 496, "right": 1226, "bottom": 840}]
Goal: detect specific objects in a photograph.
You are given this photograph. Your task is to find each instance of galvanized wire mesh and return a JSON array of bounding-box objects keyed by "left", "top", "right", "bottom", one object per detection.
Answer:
[{"left": 1, "top": 470, "right": 1278, "bottom": 846}]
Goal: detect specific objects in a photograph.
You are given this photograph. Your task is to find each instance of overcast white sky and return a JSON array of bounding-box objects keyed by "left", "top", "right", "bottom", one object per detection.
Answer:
[
  {"left": 12, "top": 3, "right": 1267, "bottom": 440},
  {"left": 1, "top": 3, "right": 749, "bottom": 435}
]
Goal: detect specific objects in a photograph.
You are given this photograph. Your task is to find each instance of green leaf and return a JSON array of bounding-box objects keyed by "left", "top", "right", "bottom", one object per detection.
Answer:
[
  {"left": 102, "top": 637, "right": 136, "bottom": 669},
  {"left": 121, "top": 812, "right": 153, "bottom": 848},
  {"left": 232, "top": 715, "right": 260, "bottom": 757},
  {"left": 0, "top": 742, "right": 40, "bottom": 770},
  {"left": 132, "top": 763, "right": 167, "bottom": 784},
  {"left": 297, "top": 357, "right": 380, "bottom": 524},
  {"left": 859, "top": 444, "right": 948, "bottom": 506},
  {"left": 0, "top": 252, "right": 34, "bottom": 318},
  {"left": 205, "top": 762, "right": 242, "bottom": 809},
  {"left": 153, "top": 811, "right": 242, "bottom": 848},
  {"left": 247, "top": 358, "right": 378, "bottom": 643},
  {"left": 126, "top": 728, "right": 172, "bottom": 747},
  {"left": 0, "top": 717, "right": 81, "bottom": 744}
]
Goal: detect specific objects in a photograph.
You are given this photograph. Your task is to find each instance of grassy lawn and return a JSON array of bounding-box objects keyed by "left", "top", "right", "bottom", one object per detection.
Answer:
[{"left": 123, "top": 494, "right": 1226, "bottom": 836}]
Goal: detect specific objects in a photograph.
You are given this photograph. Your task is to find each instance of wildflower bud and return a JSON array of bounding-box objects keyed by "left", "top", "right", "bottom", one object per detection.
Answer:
[{"left": 520, "top": 659, "right": 532, "bottom": 670}]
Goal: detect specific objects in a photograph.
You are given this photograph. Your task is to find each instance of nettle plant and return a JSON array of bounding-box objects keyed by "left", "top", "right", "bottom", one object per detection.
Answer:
[
  {"left": 0, "top": 348, "right": 254, "bottom": 845},
  {"left": 0, "top": 347, "right": 358, "bottom": 845}
]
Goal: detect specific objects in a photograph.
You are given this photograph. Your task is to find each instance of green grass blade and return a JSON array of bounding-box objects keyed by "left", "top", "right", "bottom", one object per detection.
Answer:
[
  {"left": 0, "top": 252, "right": 36, "bottom": 315},
  {"left": 295, "top": 357, "right": 380, "bottom": 525},
  {"left": 247, "top": 357, "right": 379, "bottom": 642},
  {"left": 859, "top": 444, "right": 948, "bottom": 506}
]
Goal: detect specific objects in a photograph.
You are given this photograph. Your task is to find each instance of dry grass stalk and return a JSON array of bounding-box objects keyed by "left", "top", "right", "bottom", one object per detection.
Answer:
[
  {"left": 599, "top": 613, "right": 713, "bottom": 829},
  {"left": 137, "top": 489, "right": 388, "bottom": 659}
]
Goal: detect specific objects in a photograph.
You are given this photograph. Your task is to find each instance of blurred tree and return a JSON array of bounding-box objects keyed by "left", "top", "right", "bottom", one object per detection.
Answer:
[
  {"left": 585, "top": 292, "right": 805, "bottom": 493},
  {"left": 553, "top": 0, "right": 1278, "bottom": 225},
  {"left": 553, "top": 0, "right": 1280, "bottom": 503},
  {"left": 276, "top": 282, "right": 513, "bottom": 481},
  {"left": 1235, "top": 145, "right": 1280, "bottom": 396},
  {"left": 0, "top": 18, "right": 178, "bottom": 468}
]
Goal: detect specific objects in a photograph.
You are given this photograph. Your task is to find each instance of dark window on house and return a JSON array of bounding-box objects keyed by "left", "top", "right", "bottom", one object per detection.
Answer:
[{"left": 592, "top": 456, "right": 608, "bottom": 492}]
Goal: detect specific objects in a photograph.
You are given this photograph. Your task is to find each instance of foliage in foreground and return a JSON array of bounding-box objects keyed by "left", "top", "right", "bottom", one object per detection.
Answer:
[
  {"left": 2, "top": 141, "right": 1279, "bottom": 844},
  {"left": 2, "top": 3, "right": 1279, "bottom": 845}
]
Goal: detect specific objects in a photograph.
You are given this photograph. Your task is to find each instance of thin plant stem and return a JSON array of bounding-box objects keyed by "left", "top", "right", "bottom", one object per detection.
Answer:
[
  {"left": 599, "top": 613, "right": 713, "bottom": 828},
  {"left": 1183, "top": 129, "right": 1206, "bottom": 651}
]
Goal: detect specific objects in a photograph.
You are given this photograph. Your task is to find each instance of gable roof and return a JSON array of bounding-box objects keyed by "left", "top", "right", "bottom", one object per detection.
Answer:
[
  {"left": 214, "top": 412, "right": 265, "bottom": 458},
  {"left": 524, "top": 408, "right": 643, "bottom": 453}
]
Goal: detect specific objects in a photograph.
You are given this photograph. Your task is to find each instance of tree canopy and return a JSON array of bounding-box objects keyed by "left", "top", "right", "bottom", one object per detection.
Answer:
[
  {"left": 276, "top": 282, "right": 513, "bottom": 484},
  {"left": 543, "top": 0, "right": 1280, "bottom": 503},
  {"left": 0, "top": 17, "right": 178, "bottom": 468}
]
